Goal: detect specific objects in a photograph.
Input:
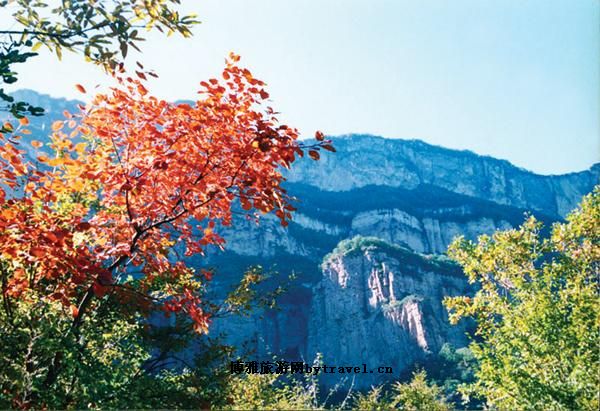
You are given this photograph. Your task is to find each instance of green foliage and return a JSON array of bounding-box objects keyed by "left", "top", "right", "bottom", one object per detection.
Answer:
[
  {"left": 0, "top": 290, "right": 150, "bottom": 408},
  {"left": 227, "top": 373, "right": 319, "bottom": 410},
  {"left": 424, "top": 344, "right": 478, "bottom": 409},
  {"left": 225, "top": 354, "right": 340, "bottom": 410},
  {"left": 0, "top": 0, "right": 198, "bottom": 118},
  {"left": 391, "top": 371, "right": 451, "bottom": 411},
  {"left": 0, "top": 44, "right": 45, "bottom": 119},
  {"left": 352, "top": 386, "right": 390, "bottom": 410},
  {"left": 0, "top": 262, "right": 282, "bottom": 409},
  {"left": 2, "top": 0, "right": 198, "bottom": 67},
  {"left": 351, "top": 371, "right": 450, "bottom": 410},
  {"left": 223, "top": 266, "right": 289, "bottom": 315},
  {"left": 444, "top": 187, "right": 600, "bottom": 410}
]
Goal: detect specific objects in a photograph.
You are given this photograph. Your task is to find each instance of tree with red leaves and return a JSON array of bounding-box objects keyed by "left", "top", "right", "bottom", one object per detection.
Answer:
[{"left": 0, "top": 53, "right": 333, "bottom": 407}]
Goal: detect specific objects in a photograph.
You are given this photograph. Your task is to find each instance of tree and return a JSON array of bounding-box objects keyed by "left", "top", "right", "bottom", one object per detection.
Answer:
[
  {"left": 0, "top": 263, "right": 275, "bottom": 408},
  {"left": 0, "top": 52, "right": 333, "bottom": 407},
  {"left": 351, "top": 371, "right": 450, "bottom": 410},
  {"left": 444, "top": 188, "right": 599, "bottom": 410},
  {"left": 0, "top": 0, "right": 198, "bottom": 118}
]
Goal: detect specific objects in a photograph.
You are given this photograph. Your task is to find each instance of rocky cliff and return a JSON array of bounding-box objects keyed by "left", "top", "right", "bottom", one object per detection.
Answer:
[
  {"left": 286, "top": 135, "right": 599, "bottom": 218},
  {"left": 306, "top": 237, "right": 474, "bottom": 388}
]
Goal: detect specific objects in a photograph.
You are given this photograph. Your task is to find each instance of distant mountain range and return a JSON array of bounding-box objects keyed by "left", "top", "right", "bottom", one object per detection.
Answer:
[{"left": 5, "top": 89, "right": 599, "bottom": 389}]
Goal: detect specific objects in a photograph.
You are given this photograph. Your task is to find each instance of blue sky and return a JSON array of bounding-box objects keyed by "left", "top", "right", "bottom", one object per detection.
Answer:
[{"left": 4, "top": 0, "right": 599, "bottom": 175}]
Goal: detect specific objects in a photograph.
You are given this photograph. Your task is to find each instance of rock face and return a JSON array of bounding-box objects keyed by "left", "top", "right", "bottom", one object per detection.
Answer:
[
  {"left": 187, "top": 134, "right": 596, "bottom": 389},
  {"left": 306, "top": 238, "right": 473, "bottom": 388},
  {"left": 349, "top": 209, "right": 513, "bottom": 254},
  {"left": 286, "top": 135, "right": 599, "bottom": 218}
]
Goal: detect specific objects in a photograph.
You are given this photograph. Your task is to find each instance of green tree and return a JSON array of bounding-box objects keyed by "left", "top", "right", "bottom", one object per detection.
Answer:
[
  {"left": 0, "top": 0, "right": 198, "bottom": 118},
  {"left": 0, "top": 265, "right": 278, "bottom": 409},
  {"left": 444, "top": 187, "right": 599, "bottom": 410},
  {"left": 351, "top": 371, "right": 450, "bottom": 411}
]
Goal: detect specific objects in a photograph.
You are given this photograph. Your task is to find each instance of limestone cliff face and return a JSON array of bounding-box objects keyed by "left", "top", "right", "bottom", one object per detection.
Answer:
[
  {"left": 349, "top": 208, "right": 513, "bottom": 254},
  {"left": 216, "top": 201, "right": 524, "bottom": 260},
  {"left": 216, "top": 214, "right": 311, "bottom": 258},
  {"left": 286, "top": 135, "right": 599, "bottom": 217},
  {"left": 306, "top": 239, "right": 473, "bottom": 388}
]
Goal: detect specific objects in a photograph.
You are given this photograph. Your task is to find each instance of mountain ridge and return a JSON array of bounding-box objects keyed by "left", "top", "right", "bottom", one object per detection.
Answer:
[
  {"left": 316, "top": 133, "right": 599, "bottom": 177},
  {"left": 8, "top": 89, "right": 598, "bottom": 178}
]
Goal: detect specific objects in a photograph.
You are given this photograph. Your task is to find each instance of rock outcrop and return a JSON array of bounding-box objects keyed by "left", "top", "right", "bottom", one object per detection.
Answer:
[
  {"left": 306, "top": 237, "right": 473, "bottom": 388},
  {"left": 349, "top": 209, "right": 513, "bottom": 254}
]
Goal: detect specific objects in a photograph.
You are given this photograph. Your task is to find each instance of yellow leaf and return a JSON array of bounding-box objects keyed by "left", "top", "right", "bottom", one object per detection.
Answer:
[
  {"left": 47, "top": 158, "right": 63, "bottom": 167},
  {"left": 74, "top": 142, "right": 86, "bottom": 154}
]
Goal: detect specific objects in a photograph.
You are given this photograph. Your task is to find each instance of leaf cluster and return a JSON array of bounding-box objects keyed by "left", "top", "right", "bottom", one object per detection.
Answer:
[
  {"left": 0, "top": 0, "right": 198, "bottom": 118},
  {"left": 444, "top": 187, "right": 600, "bottom": 410}
]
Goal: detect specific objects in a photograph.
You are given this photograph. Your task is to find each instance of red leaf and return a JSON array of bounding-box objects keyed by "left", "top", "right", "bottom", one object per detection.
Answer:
[
  {"left": 30, "top": 247, "right": 45, "bottom": 257},
  {"left": 92, "top": 283, "right": 108, "bottom": 298},
  {"left": 76, "top": 221, "right": 92, "bottom": 231}
]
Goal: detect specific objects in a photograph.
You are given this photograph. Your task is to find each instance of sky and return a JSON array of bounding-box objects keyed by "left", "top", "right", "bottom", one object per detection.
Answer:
[{"left": 3, "top": 0, "right": 599, "bottom": 175}]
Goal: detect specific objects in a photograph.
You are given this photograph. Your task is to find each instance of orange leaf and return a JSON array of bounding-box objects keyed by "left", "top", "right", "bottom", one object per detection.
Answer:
[
  {"left": 31, "top": 140, "right": 43, "bottom": 149},
  {"left": 51, "top": 121, "right": 64, "bottom": 131},
  {"left": 308, "top": 150, "right": 320, "bottom": 160},
  {"left": 19, "top": 117, "right": 29, "bottom": 126},
  {"left": 75, "top": 84, "right": 86, "bottom": 93}
]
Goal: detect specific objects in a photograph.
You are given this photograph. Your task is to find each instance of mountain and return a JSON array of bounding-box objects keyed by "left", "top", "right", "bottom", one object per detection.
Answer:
[
  {"left": 286, "top": 135, "right": 599, "bottom": 218},
  {"left": 6, "top": 90, "right": 599, "bottom": 389},
  {"left": 200, "top": 141, "right": 597, "bottom": 389}
]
